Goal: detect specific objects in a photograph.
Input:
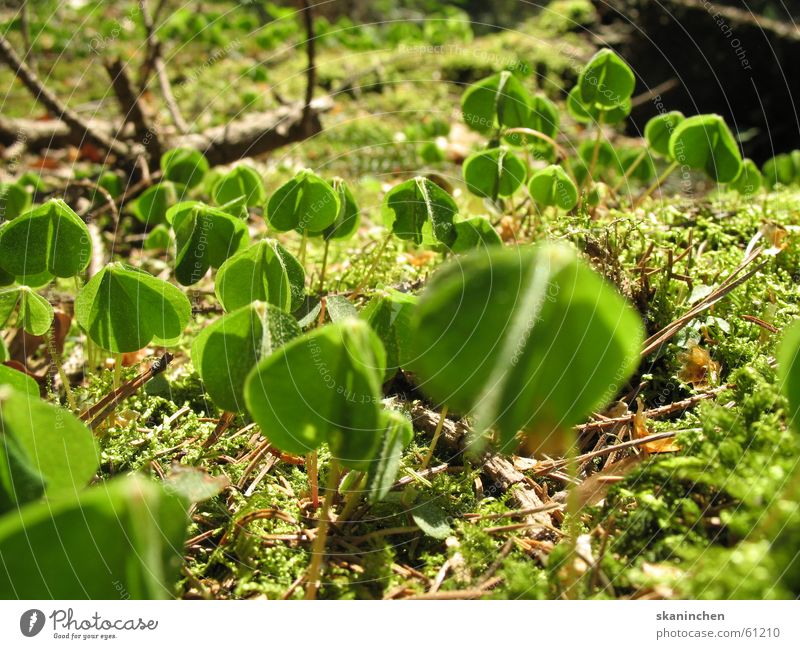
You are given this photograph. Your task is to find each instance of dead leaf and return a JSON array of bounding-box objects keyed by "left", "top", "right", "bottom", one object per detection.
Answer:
[
  {"left": 633, "top": 396, "right": 681, "bottom": 454},
  {"left": 677, "top": 340, "right": 719, "bottom": 387}
]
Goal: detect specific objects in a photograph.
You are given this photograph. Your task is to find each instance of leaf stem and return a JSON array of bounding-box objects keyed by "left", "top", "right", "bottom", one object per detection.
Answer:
[
  {"left": 421, "top": 405, "right": 448, "bottom": 469},
  {"left": 307, "top": 450, "right": 319, "bottom": 509},
  {"left": 46, "top": 328, "right": 77, "bottom": 412},
  {"left": 586, "top": 114, "right": 605, "bottom": 188},
  {"left": 304, "top": 460, "right": 341, "bottom": 600},
  {"left": 298, "top": 228, "right": 309, "bottom": 265},
  {"left": 113, "top": 353, "right": 122, "bottom": 391},
  {"left": 318, "top": 237, "right": 330, "bottom": 294},
  {"left": 612, "top": 148, "right": 647, "bottom": 192},
  {"left": 352, "top": 232, "right": 391, "bottom": 298}
]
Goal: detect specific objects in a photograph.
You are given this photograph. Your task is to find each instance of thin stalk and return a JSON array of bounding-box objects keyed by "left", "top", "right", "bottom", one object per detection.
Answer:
[
  {"left": 304, "top": 461, "right": 341, "bottom": 600},
  {"left": 421, "top": 405, "right": 449, "bottom": 469},
  {"left": 46, "top": 329, "right": 77, "bottom": 412},
  {"left": 307, "top": 450, "right": 319, "bottom": 509},
  {"left": 298, "top": 228, "right": 309, "bottom": 265},
  {"left": 318, "top": 237, "right": 331, "bottom": 294},
  {"left": 636, "top": 161, "right": 678, "bottom": 207},
  {"left": 562, "top": 440, "right": 583, "bottom": 599},
  {"left": 586, "top": 114, "right": 605, "bottom": 188},
  {"left": 352, "top": 232, "right": 391, "bottom": 298},
  {"left": 612, "top": 149, "right": 647, "bottom": 192},
  {"left": 337, "top": 471, "right": 365, "bottom": 524},
  {"left": 113, "top": 353, "right": 122, "bottom": 391}
]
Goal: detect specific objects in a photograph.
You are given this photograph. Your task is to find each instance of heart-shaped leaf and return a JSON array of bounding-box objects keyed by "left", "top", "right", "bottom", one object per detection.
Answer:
[
  {"left": 215, "top": 239, "right": 305, "bottom": 312},
  {"left": 161, "top": 147, "right": 209, "bottom": 189},
  {"left": 463, "top": 147, "right": 527, "bottom": 199},
  {"left": 266, "top": 169, "right": 340, "bottom": 232},
  {"left": 567, "top": 86, "right": 630, "bottom": 125},
  {"left": 731, "top": 159, "right": 762, "bottom": 195},
  {"left": 315, "top": 178, "right": 359, "bottom": 240},
  {"left": 75, "top": 263, "right": 192, "bottom": 353},
  {"left": 361, "top": 288, "right": 418, "bottom": 381},
  {"left": 192, "top": 301, "right": 301, "bottom": 412},
  {"left": 505, "top": 94, "right": 559, "bottom": 149},
  {"left": 668, "top": 114, "right": 743, "bottom": 183},
  {"left": 452, "top": 216, "right": 503, "bottom": 253},
  {"left": 212, "top": 164, "right": 266, "bottom": 207},
  {"left": 0, "top": 199, "right": 91, "bottom": 279},
  {"left": 0, "top": 387, "right": 98, "bottom": 513},
  {"left": 0, "top": 183, "right": 31, "bottom": 222},
  {"left": 645, "top": 111, "right": 685, "bottom": 159},
  {"left": 409, "top": 243, "right": 643, "bottom": 451},
  {"left": 129, "top": 182, "right": 182, "bottom": 225},
  {"left": 461, "top": 71, "right": 531, "bottom": 135},
  {"left": 0, "top": 474, "right": 187, "bottom": 598},
  {"left": 762, "top": 154, "right": 795, "bottom": 188},
  {"left": 167, "top": 201, "right": 250, "bottom": 286},
  {"left": 528, "top": 165, "right": 579, "bottom": 210},
  {"left": 578, "top": 48, "right": 635, "bottom": 109},
  {"left": 0, "top": 286, "right": 54, "bottom": 336},
  {"left": 244, "top": 319, "right": 386, "bottom": 467},
  {"left": 383, "top": 176, "right": 457, "bottom": 247},
  {"left": 0, "top": 365, "right": 38, "bottom": 398}
]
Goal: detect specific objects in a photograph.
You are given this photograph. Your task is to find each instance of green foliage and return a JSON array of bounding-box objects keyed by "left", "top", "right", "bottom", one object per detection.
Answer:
[
  {"left": 0, "top": 285, "right": 54, "bottom": 336},
  {"left": 0, "top": 388, "right": 98, "bottom": 513},
  {"left": 452, "top": 216, "right": 503, "bottom": 252},
  {"left": 0, "top": 365, "right": 38, "bottom": 397},
  {"left": 566, "top": 86, "right": 630, "bottom": 125},
  {"left": 215, "top": 239, "right": 305, "bottom": 313},
  {"left": 319, "top": 178, "right": 360, "bottom": 240},
  {"left": 731, "top": 158, "right": 763, "bottom": 195},
  {"left": 0, "top": 199, "right": 91, "bottom": 279},
  {"left": 461, "top": 71, "right": 531, "bottom": 135},
  {"left": 777, "top": 320, "right": 800, "bottom": 429},
  {"left": 463, "top": 147, "right": 527, "bottom": 199},
  {"left": 245, "top": 319, "right": 386, "bottom": 467},
  {"left": 361, "top": 288, "right": 417, "bottom": 381},
  {"left": 645, "top": 111, "right": 685, "bottom": 159},
  {"left": 266, "top": 169, "right": 340, "bottom": 232},
  {"left": 212, "top": 165, "right": 266, "bottom": 207},
  {"left": 0, "top": 475, "right": 187, "bottom": 598},
  {"left": 130, "top": 182, "right": 181, "bottom": 225},
  {"left": 383, "top": 176, "right": 457, "bottom": 247},
  {"left": 0, "top": 183, "right": 31, "bottom": 221},
  {"left": 528, "top": 165, "right": 579, "bottom": 210},
  {"left": 577, "top": 48, "right": 636, "bottom": 110},
  {"left": 668, "top": 114, "right": 743, "bottom": 183},
  {"left": 75, "top": 263, "right": 191, "bottom": 353},
  {"left": 192, "top": 301, "right": 301, "bottom": 412},
  {"left": 409, "top": 243, "right": 643, "bottom": 449},
  {"left": 167, "top": 201, "right": 249, "bottom": 286},
  {"left": 366, "top": 410, "right": 414, "bottom": 503},
  {"left": 161, "top": 147, "right": 209, "bottom": 189},
  {"left": 762, "top": 153, "right": 796, "bottom": 188}
]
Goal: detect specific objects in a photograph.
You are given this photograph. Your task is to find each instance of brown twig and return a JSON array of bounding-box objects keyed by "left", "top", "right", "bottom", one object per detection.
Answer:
[
  {"left": 104, "top": 57, "right": 161, "bottom": 160},
  {"left": 0, "top": 33, "right": 128, "bottom": 157}
]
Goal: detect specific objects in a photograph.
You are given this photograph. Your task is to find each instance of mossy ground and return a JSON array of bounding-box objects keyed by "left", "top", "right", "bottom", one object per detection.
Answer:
[{"left": 4, "top": 2, "right": 800, "bottom": 599}]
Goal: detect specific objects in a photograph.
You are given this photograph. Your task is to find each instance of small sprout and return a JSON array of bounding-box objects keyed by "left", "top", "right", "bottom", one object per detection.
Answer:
[
  {"left": 0, "top": 199, "right": 91, "bottom": 279},
  {"left": 214, "top": 239, "right": 305, "bottom": 312},
  {"left": 461, "top": 70, "right": 531, "bottom": 135},
  {"left": 212, "top": 164, "right": 266, "bottom": 207},
  {"left": 360, "top": 288, "right": 418, "bottom": 381},
  {"left": 577, "top": 48, "right": 636, "bottom": 110},
  {"left": 75, "top": 262, "right": 191, "bottom": 353},
  {"left": 0, "top": 285, "right": 54, "bottom": 336},
  {"left": 129, "top": 182, "right": 182, "bottom": 226},
  {"left": 730, "top": 158, "right": 763, "bottom": 196},
  {"left": 644, "top": 111, "right": 685, "bottom": 159},
  {"left": 192, "top": 301, "right": 301, "bottom": 412},
  {"left": 452, "top": 216, "right": 503, "bottom": 252},
  {"left": 167, "top": 201, "right": 249, "bottom": 286},
  {"left": 668, "top": 114, "right": 743, "bottom": 183},
  {"left": 0, "top": 182, "right": 31, "bottom": 221},
  {"left": 463, "top": 146, "right": 527, "bottom": 199},
  {"left": 266, "top": 169, "right": 340, "bottom": 232},
  {"left": 244, "top": 319, "right": 386, "bottom": 468},
  {"left": 528, "top": 164, "right": 579, "bottom": 211},
  {"left": 409, "top": 243, "right": 643, "bottom": 452},
  {"left": 0, "top": 387, "right": 98, "bottom": 512},
  {"left": 160, "top": 147, "right": 209, "bottom": 189},
  {"left": 383, "top": 175, "right": 458, "bottom": 247},
  {"left": 365, "top": 410, "right": 414, "bottom": 503}
]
